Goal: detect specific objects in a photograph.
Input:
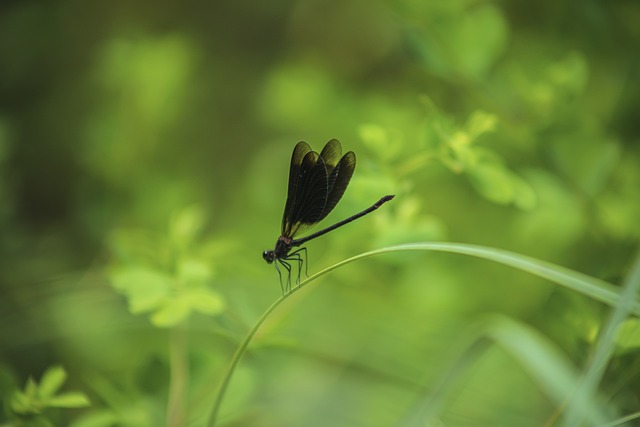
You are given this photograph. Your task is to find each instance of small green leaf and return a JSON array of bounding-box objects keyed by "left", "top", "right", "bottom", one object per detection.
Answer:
[
  {"left": 169, "top": 205, "right": 205, "bottom": 248},
  {"left": 48, "top": 392, "right": 91, "bottom": 408},
  {"left": 177, "top": 259, "right": 212, "bottom": 284},
  {"left": 467, "top": 161, "right": 514, "bottom": 205},
  {"left": 187, "top": 288, "right": 225, "bottom": 315},
  {"left": 436, "top": 4, "right": 508, "bottom": 79},
  {"left": 11, "top": 390, "right": 34, "bottom": 414},
  {"left": 110, "top": 268, "right": 173, "bottom": 314},
  {"left": 69, "top": 409, "right": 119, "bottom": 427},
  {"left": 465, "top": 110, "right": 498, "bottom": 140},
  {"left": 39, "top": 366, "right": 67, "bottom": 399},
  {"left": 25, "top": 377, "right": 38, "bottom": 397},
  {"left": 110, "top": 267, "right": 172, "bottom": 293},
  {"left": 615, "top": 318, "right": 640, "bottom": 353},
  {"left": 439, "top": 132, "right": 475, "bottom": 172},
  {"left": 150, "top": 297, "right": 191, "bottom": 327}
]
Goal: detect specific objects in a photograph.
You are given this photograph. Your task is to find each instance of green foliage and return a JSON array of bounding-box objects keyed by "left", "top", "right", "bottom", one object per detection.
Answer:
[
  {"left": 109, "top": 206, "right": 225, "bottom": 327},
  {"left": 359, "top": 105, "right": 537, "bottom": 209},
  {"left": 404, "top": 2, "right": 509, "bottom": 80},
  {"left": 1, "top": 0, "right": 640, "bottom": 426},
  {"left": 4, "top": 366, "right": 89, "bottom": 427},
  {"left": 616, "top": 319, "right": 640, "bottom": 353}
]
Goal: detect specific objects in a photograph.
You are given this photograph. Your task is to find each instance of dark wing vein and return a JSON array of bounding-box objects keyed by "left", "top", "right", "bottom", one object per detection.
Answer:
[
  {"left": 294, "top": 153, "right": 328, "bottom": 226},
  {"left": 319, "top": 139, "right": 342, "bottom": 173},
  {"left": 282, "top": 149, "right": 329, "bottom": 237},
  {"left": 280, "top": 139, "right": 355, "bottom": 238},
  {"left": 320, "top": 139, "right": 342, "bottom": 197},
  {"left": 281, "top": 142, "right": 311, "bottom": 235},
  {"left": 318, "top": 150, "right": 355, "bottom": 222}
]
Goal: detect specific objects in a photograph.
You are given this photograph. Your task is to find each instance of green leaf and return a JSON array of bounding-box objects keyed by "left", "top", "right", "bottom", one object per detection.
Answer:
[
  {"left": 169, "top": 205, "right": 205, "bottom": 248},
  {"left": 421, "top": 4, "right": 508, "bottom": 79},
  {"left": 187, "top": 288, "right": 225, "bottom": 315},
  {"left": 449, "top": 4, "right": 508, "bottom": 79},
  {"left": 439, "top": 132, "right": 474, "bottom": 172},
  {"left": 150, "top": 297, "right": 191, "bottom": 327},
  {"left": 25, "top": 377, "right": 38, "bottom": 398},
  {"left": 110, "top": 268, "right": 173, "bottom": 314},
  {"left": 177, "top": 259, "right": 212, "bottom": 284},
  {"left": 465, "top": 110, "right": 498, "bottom": 140},
  {"left": 11, "top": 390, "right": 35, "bottom": 414},
  {"left": 467, "top": 161, "right": 514, "bottom": 205},
  {"left": 38, "top": 366, "right": 67, "bottom": 399},
  {"left": 69, "top": 410, "right": 119, "bottom": 427},
  {"left": 615, "top": 318, "right": 640, "bottom": 353},
  {"left": 48, "top": 392, "right": 91, "bottom": 408}
]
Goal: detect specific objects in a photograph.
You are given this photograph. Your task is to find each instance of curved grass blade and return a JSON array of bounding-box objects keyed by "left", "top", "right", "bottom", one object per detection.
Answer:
[
  {"left": 563, "top": 251, "right": 640, "bottom": 427},
  {"left": 210, "top": 242, "right": 637, "bottom": 426},
  {"left": 308, "top": 243, "right": 635, "bottom": 314},
  {"left": 399, "top": 315, "right": 608, "bottom": 426}
]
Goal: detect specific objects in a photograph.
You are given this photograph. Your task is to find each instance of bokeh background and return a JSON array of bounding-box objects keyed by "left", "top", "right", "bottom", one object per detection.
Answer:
[{"left": 1, "top": 0, "right": 639, "bottom": 426}]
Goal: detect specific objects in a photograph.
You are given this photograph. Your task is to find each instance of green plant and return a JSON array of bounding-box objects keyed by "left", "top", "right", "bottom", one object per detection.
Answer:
[{"left": 4, "top": 366, "right": 89, "bottom": 427}]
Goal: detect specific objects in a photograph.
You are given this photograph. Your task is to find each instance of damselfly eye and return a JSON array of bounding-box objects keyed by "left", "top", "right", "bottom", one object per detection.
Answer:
[{"left": 262, "top": 251, "right": 274, "bottom": 263}]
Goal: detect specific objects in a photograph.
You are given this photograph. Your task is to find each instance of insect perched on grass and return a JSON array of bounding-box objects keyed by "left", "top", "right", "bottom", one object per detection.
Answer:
[{"left": 262, "top": 139, "right": 394, "bottom": 293}]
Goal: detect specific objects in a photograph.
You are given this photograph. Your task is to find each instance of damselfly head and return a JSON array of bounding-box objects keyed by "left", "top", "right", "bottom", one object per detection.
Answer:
[{"left": 262, "top": 250, "right": 276, "bottom": 264}]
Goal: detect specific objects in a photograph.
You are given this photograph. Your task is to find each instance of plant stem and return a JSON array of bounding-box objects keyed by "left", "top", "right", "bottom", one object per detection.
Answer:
[
  {"left": 167, "top": 323, "right": 188, "bottom": 427},
  {"left": 206, "top": 285, "right": 302, "bottom": 426}
]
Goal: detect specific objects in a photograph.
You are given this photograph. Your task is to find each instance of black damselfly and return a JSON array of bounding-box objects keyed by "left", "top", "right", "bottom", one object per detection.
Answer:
[{"left": 263, "top": 139, "right": 394, "bottom": 293}]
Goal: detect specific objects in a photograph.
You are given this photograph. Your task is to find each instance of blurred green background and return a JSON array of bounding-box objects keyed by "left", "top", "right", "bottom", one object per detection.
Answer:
[{"left": 1, "top": 0, "right": 640, "bottom": 426}]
